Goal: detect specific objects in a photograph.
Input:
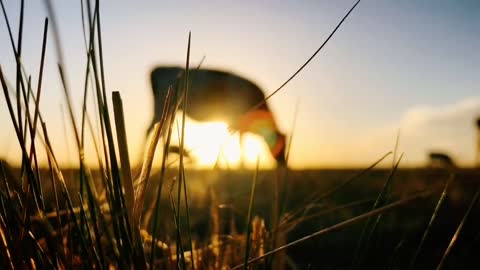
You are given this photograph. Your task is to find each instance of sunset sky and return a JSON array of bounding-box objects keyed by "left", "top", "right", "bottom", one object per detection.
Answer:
[{"left": 1, "top": 0, "right": 479, "bottom": 169}]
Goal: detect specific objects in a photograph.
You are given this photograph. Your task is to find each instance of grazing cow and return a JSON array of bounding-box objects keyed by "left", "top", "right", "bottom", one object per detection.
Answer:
[
  {"left": 149, "top": 66, "right": 286, "bottom": 165},
  {"left": 428, "top": 152, "right": 456, "bottom": 169}
]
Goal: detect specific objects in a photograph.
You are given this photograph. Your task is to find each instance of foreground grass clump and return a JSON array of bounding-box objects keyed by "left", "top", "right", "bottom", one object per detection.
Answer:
[{"left": 1, "top": 0, "right": 480, "bottom": 269}]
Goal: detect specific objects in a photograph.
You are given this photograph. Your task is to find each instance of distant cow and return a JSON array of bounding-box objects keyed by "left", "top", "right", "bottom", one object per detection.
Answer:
[
  {"left": 149, "top": 66, "right": 286, "bottom": 165},
  {"left": 428, "top": 152, "right": 456, "bottom": 169}
]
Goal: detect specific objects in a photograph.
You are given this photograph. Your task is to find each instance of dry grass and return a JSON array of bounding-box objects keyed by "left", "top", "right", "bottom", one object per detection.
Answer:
[{"left": 1, "top": 0, "right": 479, "bottom": 269}]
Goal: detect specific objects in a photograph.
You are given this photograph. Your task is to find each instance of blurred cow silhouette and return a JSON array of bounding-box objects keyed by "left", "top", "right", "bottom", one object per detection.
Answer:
[
  {"left": 149, "top": 66, "right": 286, "bottom": 165},
  {"left": 428, "top": 152, "right": 456, "bottom": 170}
]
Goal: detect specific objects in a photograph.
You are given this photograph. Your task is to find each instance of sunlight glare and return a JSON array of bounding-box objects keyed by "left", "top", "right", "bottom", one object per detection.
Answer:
[{"left": 181, "top": 119, "right": 273, "bottom": 168}]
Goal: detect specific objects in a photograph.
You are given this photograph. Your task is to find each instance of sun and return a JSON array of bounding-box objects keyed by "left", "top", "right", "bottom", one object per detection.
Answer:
[{"left": 179, "top": 119, "right": 274, "bottom": 168}]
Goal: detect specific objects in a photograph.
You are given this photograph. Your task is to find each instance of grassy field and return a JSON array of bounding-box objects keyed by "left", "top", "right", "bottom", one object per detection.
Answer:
[
  {"left": 1, "top": 0, "right": 479, "bottom": 269},
  {"left": 2, "top": 162, "right": 479, "bottom": 269}
]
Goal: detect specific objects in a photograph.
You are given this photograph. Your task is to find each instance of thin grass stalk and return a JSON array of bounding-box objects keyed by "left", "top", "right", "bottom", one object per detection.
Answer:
[
  {"left": 0, "top": 0, "right": 17, "bottom": 54},
  {"left": 244, "top": 158, "right": 259, "bottom": 269},
  {"left": 86, "top": 3, "right": 112, "bottom": 187},
  {"left": 28, "top": 18, "right": 49, "bottom": 214},
  {"left": 408, "top": 174, "right": 455, "bottom": 270},
  {"left": 20, "top": 76, "right": 45, "bottom": 213},
  {"left": 0, "top": 162, "right": 12, "bottom": 202},
  {"left": 436, "top": 187, "right": 480, "bottom": 270},
  {"left": 30, "top": 18, "right": 48, "bottom": 143},
  {"left": 43, "top": 15, "right": 108, "bottom": 263},
  {"left": 22, "top": 76, "right": 30, "bottom": 146},
  {"left": 83, "top": 1, "right": 131, "bottom": 258},
  {"left": 0, "top": 214, "right": 15, "bottom": 270},
  {"left": 42, "top": 129, "right": 92, "bottom": 265},
  {"left": 0, "top": 0, "right": 37, "bottom": 136},
  {"left": 64, "top": 193, "right": 91, "bottom": 265},
  {"left": 28, "top": 230, "right": 57, "bottom": 268},
  {"left": 133, "top": 88, "right": 173, "bottom": 226},
  {"left": 248, "top": 0, "right": 361, "bottom": 113},
  {"left": 20, "top": 76, "right": 45, "bottom": 212},
  {"left": 82, "top": 174, "right": 108, "bottom": 269},
  {"left": 88, "top": 0, "right": 133, "bottom": 253},
  {"left": 79, "top": 4, "right": 93, "bottom": 144},
  {"left": 95, "top": 0, "right": 108, "bottom": 109},
  {"left": 0, "top": 165, "right": 14, "bottom": 232},
  {"left": 86, "top": 0, "right": 112, "bottom": 198},
  {"left": 279, "top": 197, "right": 376, "bottom": 233},
  {"left": 112, "top": 91, "right": 135, "bottom": 225},
  {"left": 112, "top": 92, "right": 149, "bottom": 269},
  {"left": 175, "top": 32, "right": 193, "bottom": 269},
  {"left": 231, "top": 190, "right": 433, "bottom": 270},
  {"left": 170, "top": 191, "right": 187, "bottom": 270},
  {"left": 77, "top": 194, "right": 102, "bottom": 269},
  {"left": 351, "top": 153, "right": 404, "bottom": 267},
  {"left": 40, "top": 121, "right": 65, "bottom": 251},
  {"left": 15, "top": 0, "right": 25, "bottom": 159},
  {"left": 1, "top": 67, "right": 42, "bottom": 218},
  {"left": 284, "top": 151, "right": 391, "bottom": 226},
  {"left": 85, "top": 31, "right": 130, "bottom": 257},
  {"left": 150, "top": 89, "right": 177, "bottom": 267},
  {"left": 80, "top": 52, "right": 92, "bottom": 197},
  {"left": 0, "top": 196, "right": 9, "bottom": 233},
  {"left": 181, "top": 33, "right": 195, "bottom": 269},
  {"left": 359, "top": 137, "right": 403, "bottom": 258},
  {"left": 180, "top": 165, "right": 195, "bottom": 268},
  {"left": 85, "top": 113, "right": 110, "bottom": 200}
]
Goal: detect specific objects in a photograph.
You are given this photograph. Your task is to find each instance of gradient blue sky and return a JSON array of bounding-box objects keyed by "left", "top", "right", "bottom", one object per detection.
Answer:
[{"left": 1, "top": 0, "right": 479, "bottom": 168}]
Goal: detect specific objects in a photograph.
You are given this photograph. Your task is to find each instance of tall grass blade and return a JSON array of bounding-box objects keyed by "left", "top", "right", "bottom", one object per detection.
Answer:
[
  {"left": 133, "top": 88, "right": 173, "bottom": 227},
  {"left": 408, "top": 174, "right": 455, "bottom": 270},
  {"left": 15, "top": 0, "right": 25, "bottom": 153},
  {"left": 436, "top": 187, "right": 480, "bottom": 270},
  {"left": 249, "top": 0, "right": 361, "bottom": 112},
  {"left": 112, "top": 92, "right": 135, "bottom": 227},
  {"left": 0, "top": 0, "right": 17, "bottom": 53},
  {"left": 1, "top": 66, "right": 42, "bottom": 216},
  {"left": 351, "top": 153, "right": 404, "bottom": 267},
  {"left": 31, "top": 18, "right": 48, "bottom": 142},
  {"left": 284, "top": 151, "right": 392, "bottom": 226},
  {"left": 170, "top": 191, "right": 187, "bottom": 270},
  {"left": 244, "top": 158, "right": 259, "bottom": 269},
  {"left": 0, "top": 216, "right": 15, "bottom": 270},
  {"left": 77, "top": 193, "right": 102, "bottom": 269},
  {"left": 232, "top": 191, "right": 433, "bottom": 270},
  {"left": 40, "top": 121, "right": 64, "bottom": 246},
  {"left": 178, "top": 31, "right": 195, "bottom": 269},
  {"left": 149, "top": 87, "right": 176, "bottom": 267}
]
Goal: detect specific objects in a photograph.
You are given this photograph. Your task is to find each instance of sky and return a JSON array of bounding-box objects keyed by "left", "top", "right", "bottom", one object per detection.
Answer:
[{"left": 0, "top": 0, "right": 479, "bottom": 169}]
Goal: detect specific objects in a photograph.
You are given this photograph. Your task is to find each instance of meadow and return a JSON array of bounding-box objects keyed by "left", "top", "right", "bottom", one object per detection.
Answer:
[{"left": 1, "top": 0, "right": 479, "bottom": 269}]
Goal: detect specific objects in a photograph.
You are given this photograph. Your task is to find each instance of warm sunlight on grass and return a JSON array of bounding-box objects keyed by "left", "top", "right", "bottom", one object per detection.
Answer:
[{"left": 182, "top": 119, "right": 274, "bottom": 168}]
